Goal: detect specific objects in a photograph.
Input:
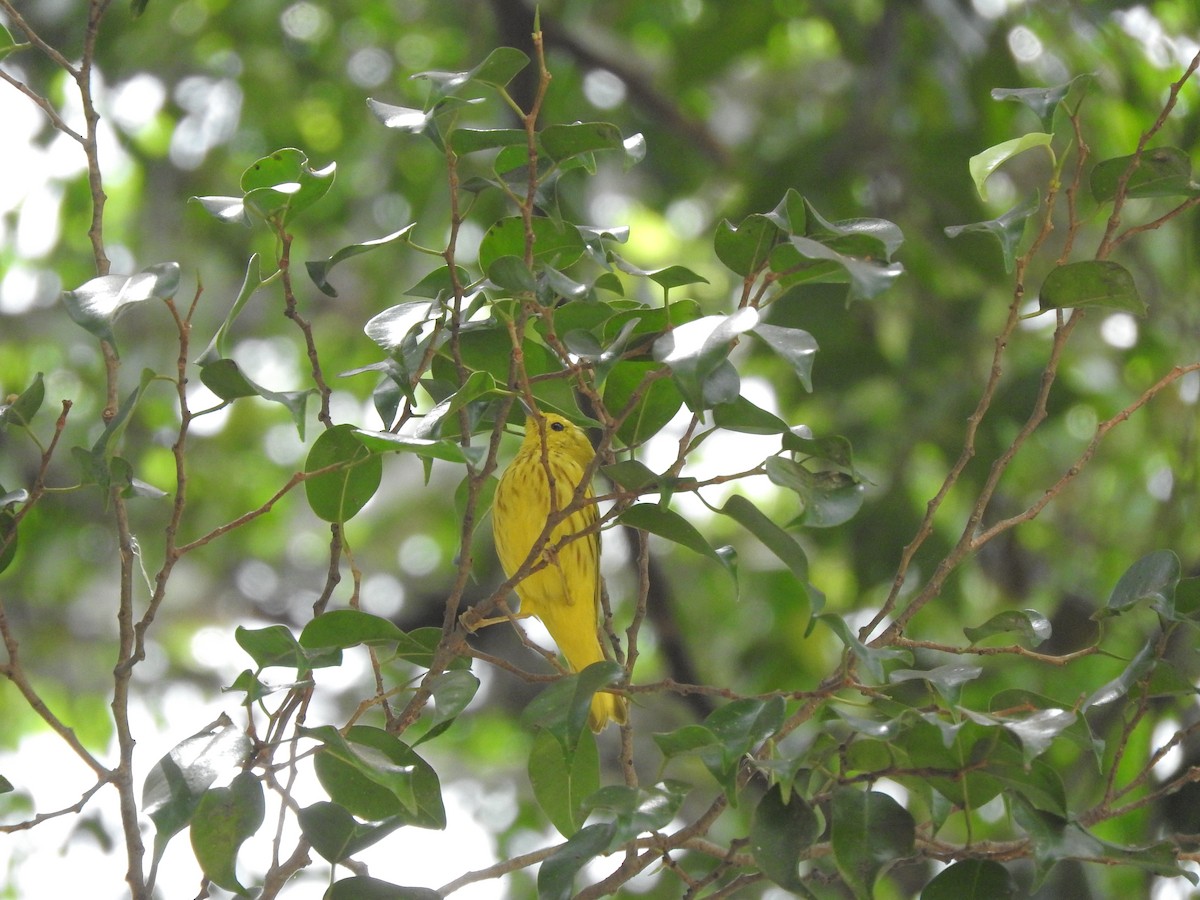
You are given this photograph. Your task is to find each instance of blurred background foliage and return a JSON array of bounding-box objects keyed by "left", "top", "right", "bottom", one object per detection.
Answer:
[{"left": 2, "top": 0, "right": 1200, "bottom": 896}]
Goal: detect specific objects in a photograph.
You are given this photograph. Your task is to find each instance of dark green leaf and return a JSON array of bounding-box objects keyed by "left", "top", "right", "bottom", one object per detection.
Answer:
[
  {"left": 652, "top": 308, "right": 758, "bottom": 410},
  {"left": 964, "top": 608, "right": 1052, "bottom": 646},
  {"left": 364, "top": 299, "right": 442, "bottom": 353},
  {"left": 477, "top": 216, "right": 586, "bottom": 275},
  {"left": 240, "top": 147, "right": 336, "bottom": 225},
  {"left": 716, "top": 494, "right": 809, "bottom": 583},
  {"left": 920, "top": 859, "right": 1018, "bottom": 900},
  {"left": 582, "top": 781, "right": 690, "bottom": 847},
  {"left": 412, "top": 46, "right": 529, "bottom": 100},
  {"left": 991, "top": 76, "right": 1091, "bottom": 130},
  {"left": 537, "top": 823, "right": 616, "bottom": 900},
  {"left": 417, "top": 669, "right": 481, "bottom": 742},
  {"left": 802, "top": 199, "right": 904, "bottom": 258},
  {"left": 198, "top": 358, "right": 312, "bottom": 437},
  {"left": 195, "top": 255, "right": 268, "bottom": 366},
  {"left": 449, "top": 127, "right": 527, "bottom": 154},
  {"left": 0, "top": 488, "right": 21, "bottom": 575},
  {"left": 529, "top": 727, "right": 600, "bottom": 837},
  {"left": 604, "top": 361, "right": 684, "bottom": 448},
  {"left": 1091, "top": 147, "right": 1198, "bottom": 201},
  {"left": 306, "top": 225, "right": 415, "bottom": 297},
  {"left": 1082, "top": 639, "right": 1156, "bottom": 714},
  {"left": 62, "top": 262, "right": 181, "bottom": 351},
  {"left": 1099, "top": 549, "right": 1180, "bottom": 619},
  {"left": 487, "top": 255, "right": 537, "bottom": 294},
  {"left": 751, "top": 785, "right": 820, "bottom": 894},
  {"left": 0, "top": 372, "right": 45, "bottom": 428},
  {"left": 617, "top": 503, "right": 734, "bottom": 576},
  {"left": 889, "top": 663, "right": 983, "bottom": 705},
  {"left": 831, "top": 787, "right": 915, "bottom": 899},
  {"left": 352, "top": 429, "right": 485, "bottom": 466},
  {"left": 190, "top": 771, "right": 265, "bottom": 895},
  {"left": 236, "top": 624, "right": 329, "bottom": 672},
  {"left": 711, "top": 395, "right": 790, "bottom": 434},
  {"left": 1038, "top": 260, "right": 1145, "bottom": 315},
  {"left": 767, "top": 457, "right": 865, "bottom": 528},
  {"left": 304, "top": 424, "right": 383, "bottom": 524},
  {"left": 786, "top": 236, "right": 903, "bottom": 302},
  {"left": 298, "top": 803, "right": 405, "bottom": 863},
  {"left": 521, "top": 661, "right": 625, "bottom": 748}
]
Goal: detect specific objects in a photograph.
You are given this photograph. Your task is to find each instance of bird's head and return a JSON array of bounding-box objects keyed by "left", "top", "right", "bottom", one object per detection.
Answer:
[{"left": 522, "top": 412, "right": 595, "bottom": 468}]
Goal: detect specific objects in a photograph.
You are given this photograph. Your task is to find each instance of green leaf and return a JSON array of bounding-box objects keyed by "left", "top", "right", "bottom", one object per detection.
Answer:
[
  {"left": 1082, "top": 639, "right": 1156, "bottom": 714},
  {"left": 522, "top": 661, "right": 625, "bottom": 749},
  {"left": 992, "top": 77, "right": 1090, "bottom": 131},
  {"left": 325, "top": 875, "right": 443, "bottom": 900},
  {"left": 751, "top": 785, "right": 820, "bottom": 894},
  {"left": 298, "top": 802, "right": 406, "bottom": 864},
  {"left": 0, "top": 23, "right": 31, "bottom": 61},
  {"left": 1099, "top": 549, "right": 1180, "bottom": 619},
  {"left": 714, "top": 214, "right": 784, "bottom": 276},
  {"left": 603, "top": 361, "right": 684, "bottom": 448},
  {"left": 352, "top": 429, "right": 484, "bottom": 466},
  {"left": 0, "top": 488, "right": 22, "bottom": 575},
  {"left": 581, "top": 781, "right": 690, "bottom": 847},
  {"left": 367, "top": 99, "right": 433, "bottom": 138},
  {"left": 943, "top": 196, "right": 1039, "bottom": 273},
  {"left": 611, "top": 257, "right": 709, "bottom": 291},
  {"left": 529, "top": 727, "right": 600, "bottom": 837},
  {"left": 198, "top": 358, "right": 312, "bottom": 437},
  {"left": 412, "top": 46, "right": 529, "bottom": 100},
  {"left": 540, "top": 121, "right": 624, "bottom": 163},
  {"left": 190, "top": 771, "right": 265, "bottom": 895},
  {"left": 751, "top": 323, "right": 818, "bottom": 391},
  {"left": 236, "top": 624, "right": 335, "bottom": 672},
  {"left": 477, "top": 216, "right": 586, "bottom": 275},
  {"left": 239, "top": 147, "right": 336, "bottom": 225},
  {"left": 617, "top": 503, "right": 734, "bottom": 576},
  {"left": 364, "top": 299, "right": 442, "bottom": 351},
  {"left": 711, "top": 395, "right": 790, "bottom": 434},
  {"left": 62, "top": 262, "right": 181, "bottom": 351},
  {"left": 537, "top": 823, "right": 616, "bottom": 900},
  {"left": 417, "top": 669, "right": 481, "bottom": 743},
  {"left": 304, "top": 424, "right": 384, "bottom": 524},
  {"left": 767, "top": 457, "right": 865, "bottom": 528},
  {"left": 195, "top": 255, "right": 268, "bottom": 366},
  {"left": 831, "top": 787, "right": 915, "bottom": 900},
  {"left": 652, "top": 308, "right": 759, "bottom": 411},
  {"left": 142, "top": 717, "right": 252, "bottom": 874},
  {"left": 0, "top": 372, "right": 45, "bottom": 428},
  {"left": 920, "top": 859, "right": 1018, "bottom": 899},
  {"left": 308, "top": 725, "right": 445, "bottom": 827},
  {"left": 802, "top": 199, "right": 904, "bottom": 258},
  {"left": 889, "top": 663, "right": 983, "bottom": 705},
  {"left": 1037, "top": 260, "right": 1145, "bottom": 315},
  {"left": 191, "top": 195, "right": 250, "bottom": 226},
  {"left": 968, "top": 133, "right": 1054, "bottom": 203},
  {"left": 299, "top": 609, "right": 404, "bottom": 652},
  {"left": 964, "top": 608, "right": 1052, "bottom": 646},
  {"left": 448, "top": 127, "right": 527, "bottom": 154},
  {"left": 817, "top": 614, "right": 911, "bottom": 681},
  {"left": 716, "top": 494, "right": 809, "bottom": 584},
  {"left": 785, "top": 236, "right": 903, "bottom": 302},
  {"left": 1091, "top": 147, "right": 1198, "bottom": 201},
  {"left": 306, "top": 224, "right": 415, "bottom": 297}
]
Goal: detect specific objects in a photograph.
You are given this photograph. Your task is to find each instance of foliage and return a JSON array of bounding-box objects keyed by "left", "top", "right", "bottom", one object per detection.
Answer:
[{"left": 2, "top": 2, "right": 1200, "bottom": 899}]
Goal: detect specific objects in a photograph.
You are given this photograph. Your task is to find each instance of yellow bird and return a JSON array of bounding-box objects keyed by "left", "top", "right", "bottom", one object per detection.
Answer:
[{"left": 491, "top": 412, "right": 628, "bottom": 732}]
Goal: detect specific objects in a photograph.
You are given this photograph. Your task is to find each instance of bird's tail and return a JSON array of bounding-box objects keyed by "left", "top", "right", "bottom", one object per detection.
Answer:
[{"left": 538, "top": 605, "right": 629, "bottom": 732}]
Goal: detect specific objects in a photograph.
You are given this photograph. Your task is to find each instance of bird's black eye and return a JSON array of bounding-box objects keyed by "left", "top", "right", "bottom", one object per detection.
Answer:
[{"left": 550, "top": 421, "right": 565, "bottom": 432}]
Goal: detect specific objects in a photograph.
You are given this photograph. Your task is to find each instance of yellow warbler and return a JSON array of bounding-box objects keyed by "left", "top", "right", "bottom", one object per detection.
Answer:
[{"left": 491, "top": 412, "right": 628, "bottom": 732}]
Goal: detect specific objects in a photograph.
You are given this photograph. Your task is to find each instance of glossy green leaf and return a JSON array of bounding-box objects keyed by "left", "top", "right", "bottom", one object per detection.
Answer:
[
  {"left": 304, "top": 424, "right": 383, "bottom": 523},
  {"left": 0, "top": 23, "right": 30, "bottom": 61},
  {"left": 831, "top": 787, "right": 915, "bottom": 899},
  {"left": 363, "top": 299, "right": 442, "bottom": 353},
  {"left": 190, "top": 771, "right": 264, "bottom": 895},
  {"left": 817, "top": 614, "right": 911, "bottom": 681},
  {"left": 751, "top": 323, "right": 818, "bottom": 391},
  {"left": 412, "top": 46, "right": 529, "bottom": 99},
  {"left": 969, "top": 132, "right": 1054, "bottom": 203},
  {"left": 240, "top": 147, "right": 336, "bottom": 225},
  {"left": 352, "top": 429, "right": 485, "bottom": 466},
  {"left": 537, "top": 822, "right": 616, "bottom": 900},
  {"left": 198, "top": 358, "right": 312, "bottom": 437},
  {"left": 326, "top": 876, "right": 443, "bottom": 900},
  {"left": 712, "top": 395, "right": 790, "bottom": 434},
  {"left": 751, "top": 785, "right": 820, "bottom": 894},
  {"left": 540, "top": 121, "right": 624, "bottom": 162},
  {"left": 142, "top": 717, "right": 251, "bottom": 874},
  {"left": 943, "top": 196, "right": 1039, "bottom": 273},
  {"left": 62, "top": 262, "right": 181, "bottom": 351},
  {"left": 299, "top": 609, "right": 404, "bottom": 651},
  {"left": 190, "top": 194, "right": 251, "bottom": 225},
  {"left": 235, "top": 624, "right": 338, "bottom": 672},
  {"left": 652, "top": 308, "right": 758, "bottom": 410},
  {"left": 964, "top": 608, "right": 1052, "bottom": 646},
  {"left": 529, "top": 727, "right": 600, "bottom": 837},
  {"left": 521, "top": 661, "right": 625, "bottom": 749},
  {"left": 417, "top": 669, "right": 481, "bottom": 743},
  {"left": 487, "top": 255, "right": 537, "bottom": 294},
  {"left": 1082, "top": 639, "right": 1156, "bottom": 714},
  {"left": 306, "top": 224, "right": 415, "bottom": 297},
  {"left": 1099, "top": 549, "right": 1180, "bottom": 619},
  {"left": 991, "top": 76, "right": 1090, "bottom": 131},
  {"left": 767, "top": 457, "right": 865, "bottom": 528},
  {"left": 890, "top": 663, "right": 983, "bottom": 705},
  {"left": 477, "top": 216, "right": 586, "bottom": 275},
  {"left": 0, "top": 372, "right": 44, "bottom": 429},
  {"left": 368, "top": 99, "right": 433, "bottom": 137},
  {"left": 1037, "top": 260, "right": 1145, "bottom": 315},
  {"left": 195, "top": 255, "right": 268, "bottom": 366},
  {"left": 920, "top": 859, "right": 1018, "bottom": 899},
  {"left": 298, "top": 802, "right": 405, "bottom": 863},
  {"left": 449, "top": 127, "right": 527, "bottom": 154},
  {"left": 617, "top": 503, "right": 734, "bottom": 576},
  {"left": 802, "top": 198, "right": 904, "bottom": 258},
  {"left": 714, "top": 213, "right": 784, "bottom": 276},
  {"left": 785, "top": 236, "right": 903, "bottom": 302},
  {"left": 1090, "top": 146, "right": 1198, "bottom": 201}
]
